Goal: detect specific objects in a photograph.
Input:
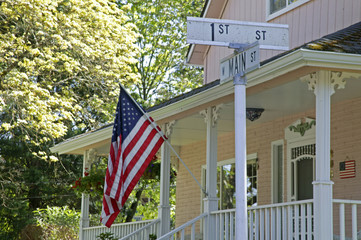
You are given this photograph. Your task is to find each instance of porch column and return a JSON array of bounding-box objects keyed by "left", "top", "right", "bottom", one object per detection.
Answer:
[
  {"left": 79, "top": 149, "right": 97, "bottom": 240},
  {"left": 302, "top": 71, "right": 346, "bottom": 239},
  {"left": 201, "top": 105, "right": 221, "bottom": 240},
  {"left": 158, "top": 121, "right": 175, "bottom": 236}
]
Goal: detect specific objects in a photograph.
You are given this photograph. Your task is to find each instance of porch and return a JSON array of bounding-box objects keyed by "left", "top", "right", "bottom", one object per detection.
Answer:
[
  {"left": 81, "top": 199, "right": 361, "bottom": 240},
  {"left": 50, "top": 49, "right": 361, "bottom": 240}
]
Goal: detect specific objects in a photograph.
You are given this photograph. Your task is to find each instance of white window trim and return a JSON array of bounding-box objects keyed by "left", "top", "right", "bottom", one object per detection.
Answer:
[
  {"left": 271, "top": 140, "right": 284, "bottom": 204},
  {"left": 200, "top": 153, "right": 258, "bottom": 212},
  {"left": 286, "top": 138, "right": 315, "bottom": 201},
  {"left": 201, "top": 153, "right": 258, "bottom": 170},
  {"left": 266, "top": 0, "right": 312, "bottom": 21}
]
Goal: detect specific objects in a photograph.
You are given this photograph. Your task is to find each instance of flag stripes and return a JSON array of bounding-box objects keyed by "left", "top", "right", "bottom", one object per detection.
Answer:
[
  {"left": 340, "top": 160, "right": 356, "bottom": 179},
  {"left": 101, "top": 88, "right": 165, "bottom": 228}
]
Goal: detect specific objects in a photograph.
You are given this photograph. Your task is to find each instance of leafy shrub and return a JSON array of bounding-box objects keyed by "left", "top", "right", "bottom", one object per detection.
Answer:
[{"left": 34, "top": 206, "right": 80, "bottom": 240}]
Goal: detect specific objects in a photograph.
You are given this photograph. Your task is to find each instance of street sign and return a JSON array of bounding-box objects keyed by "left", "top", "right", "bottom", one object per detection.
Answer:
[
  {"left": 220, "top": 43, "right": 260, "bottom": 83},
  {"left": 187, "top": 17, "right": 289, "bottom": 50}
]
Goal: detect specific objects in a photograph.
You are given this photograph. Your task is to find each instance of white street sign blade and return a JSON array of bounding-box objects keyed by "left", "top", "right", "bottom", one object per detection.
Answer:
[
  {"left": 187, "top": 17, "right": 289, "bottom": 50},
  {"left": 220, "top": 43, "right": 260, "bottom": 83}
]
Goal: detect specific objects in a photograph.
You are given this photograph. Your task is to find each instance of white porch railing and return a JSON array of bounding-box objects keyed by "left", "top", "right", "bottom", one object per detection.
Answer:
[
  {"left": 211, "top": 199, "right": 314, "bottom": 240},
  {"left": 157, "top": 213, "right": 208, "bottom": 240},
  {"left": 119, "top": 219, "right": 160, "bottom": 240},
  {"left": 333, "top": 199, "right": 361, "bottom": 240},
  {"left": 83, "top": 219, "right": 159, "bottom": 240},
  {"left": 84, "top": 199, "right": 361, "bottom": 240}
]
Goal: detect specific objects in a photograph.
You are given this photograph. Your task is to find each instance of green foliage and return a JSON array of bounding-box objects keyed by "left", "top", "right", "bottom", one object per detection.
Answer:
[
  {"left": 149, "top": 233, "right": 157, "bottom": 240},
  {"left": 97, "top": 232, "right": 118, "bottom": 240},
  {"left": 71, "top": 166, "right": 105, "bottom": 197},
  {"left": 34, "top": 206, "right": 80, "bottom": 240},
  {"left": 76, "top": 156, "right": 177, "bottom": 225},
  {"left": 0, "top": 0, "right": 139, "bottom": 237},
  {"left": 118, "top": 0, "right": 204, "bottom": 107}
]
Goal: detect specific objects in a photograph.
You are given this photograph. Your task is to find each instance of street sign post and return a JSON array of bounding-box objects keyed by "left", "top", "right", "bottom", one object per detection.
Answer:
[
  {"left": 187, "top": 17, "right": 289, "bottom": 50},
  {"left": 220, "top": 42, "right": 259, "bottom": 83}
]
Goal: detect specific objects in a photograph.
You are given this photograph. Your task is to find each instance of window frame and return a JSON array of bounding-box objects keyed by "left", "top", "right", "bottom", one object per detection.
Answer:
[
  {"left": 271, "top": 140, "right": 284, "bottom": 204},
  {"left": 266, "top": 0, "right": 312, "bottom": 21},
  {"left": 201, "top": 153, "right": 258, "bottom": 211}
]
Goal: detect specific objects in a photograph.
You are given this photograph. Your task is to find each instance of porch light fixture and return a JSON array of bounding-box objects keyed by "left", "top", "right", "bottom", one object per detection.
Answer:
[{"left": 246, "top": 108, "right": 264, "bottom": 121}]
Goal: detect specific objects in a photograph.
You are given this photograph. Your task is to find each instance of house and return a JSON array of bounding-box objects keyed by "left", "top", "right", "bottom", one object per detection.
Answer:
[{"left": 50, "top": 0, "right": 361, "bottom": 239}]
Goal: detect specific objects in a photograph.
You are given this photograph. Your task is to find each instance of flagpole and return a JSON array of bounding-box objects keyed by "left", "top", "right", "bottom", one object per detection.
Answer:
[{"left": 118, "top": 84, "right": 208, "bottom": 196}]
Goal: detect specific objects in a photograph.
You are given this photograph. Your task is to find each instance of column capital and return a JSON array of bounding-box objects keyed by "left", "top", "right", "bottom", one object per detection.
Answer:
[
  {"left": 164, "top": 120, "right": 176, "bottom": 138},
  {"left": 87, "top": 148, "right": 97, "bottom": 162},
  {"left": 200, "top": 104, "right": 223, "bottom": 126}
]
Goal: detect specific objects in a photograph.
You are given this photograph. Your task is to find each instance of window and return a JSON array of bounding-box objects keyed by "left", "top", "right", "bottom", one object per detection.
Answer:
[
  {"left": 267, "top": 0, "right": 311, "bottom": 21},
  {"left": 272, "top": 140, "right": 284, "bottom": 203},
  {"left": 289, "top": 144, "right": 315, "bottom": 201},
  {"left": 202, "top": 154, "right": 258, "bottom": 211}
]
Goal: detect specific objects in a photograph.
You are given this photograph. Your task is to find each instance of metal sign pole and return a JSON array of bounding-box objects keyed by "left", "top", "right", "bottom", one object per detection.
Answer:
[{"left": 234, "top": 70, "right": 248, "bottom": 240}]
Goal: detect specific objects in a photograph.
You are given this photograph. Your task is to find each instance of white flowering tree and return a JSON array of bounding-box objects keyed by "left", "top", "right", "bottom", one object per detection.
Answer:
[{"left": 0, "top": 0, "right": 139, "bottom": 237}]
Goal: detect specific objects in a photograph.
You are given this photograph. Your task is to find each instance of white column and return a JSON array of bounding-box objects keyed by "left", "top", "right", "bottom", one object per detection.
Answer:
[
  {"left": 79, "top": 149, "right": 97, "bottom": 240},
  {"left": 158, "top": 121, "right": 175, "bottom": 236},
  {"left": 302, "top": 71, "right": 348, "bottom": 239},
  {"left": 79, "top": 150, "right": 90, "bottom": 240},
  {"left": 201, "top": 106, "right": 220, "bottom": 240},
  {"left": 234, "top": 74, "right": 248, "bottom": 240}
]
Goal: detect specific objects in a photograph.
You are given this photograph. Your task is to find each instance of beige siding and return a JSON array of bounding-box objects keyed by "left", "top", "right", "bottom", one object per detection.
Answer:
[{"left": 203, "top": 0, "right": 361, "bottom": 83}]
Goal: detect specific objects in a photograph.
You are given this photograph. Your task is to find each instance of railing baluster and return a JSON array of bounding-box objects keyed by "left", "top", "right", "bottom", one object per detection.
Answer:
[
  {"left": 294, "top": 204, "right": 299, "bottom": 239},
  {"left": 225, "top": 212, "right": 230, "bottom": 240},
  {"left": 276, "top": 207, "right": 281, "bottom": 240},
  {"left": 191, "top": 222, "right": 195, "bottom": 240},
  {"left": 249, "top": 210, "right": 254, "bottom": 240},
  {"left": 216, "top": 213, "right": 220, "bottom": 240},
  {"left": 181, "top": 229, "right": 185, "bottom": 240},
  {"left": 287, "top": 205, "right": 292, "bottom": 240},
  {"left": 340, "top": 203, "right": 345, "bottom": 240},
  {"left": 306, "top": 203, "right": 312, "bottom": 239},
  {"left": 230, "top": 211, "right": 234, "bottom": 240},
  {"left": 265, "top": 208, "right": 270, "bottom": 240},
  {"left": 220, "top": 212, "right": 225, "bottom": 240},
  {"left": 260, "top": 209, "right": 264, "bottom": 240},
  {"left": 352, "top": 204, "right": 357, "bottom": 240},
  {"left": 300, "top": 204, "right": 305, "bottom": 240},
  {"left": 255, "top": 209, "right": 259, "bottom": 240},
  {"left": 270, "top": 208, "right": 275, "bottom": 240},
  {"left": 282, "top": 206, "right": 287, "bottom": 240}
]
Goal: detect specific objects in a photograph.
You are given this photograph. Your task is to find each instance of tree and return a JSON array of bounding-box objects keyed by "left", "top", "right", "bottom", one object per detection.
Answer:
[
  {"left": 118, "top": 0, "right": 204, "bottom": 107},
  {"left": 0, "top": 0, "right": 139, "bottom": 237}
]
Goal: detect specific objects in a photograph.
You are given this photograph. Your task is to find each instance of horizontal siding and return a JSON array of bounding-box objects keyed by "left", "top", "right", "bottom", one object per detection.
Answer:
[{"left": 204, "top": 0, "right": 361, "bottom": 83}]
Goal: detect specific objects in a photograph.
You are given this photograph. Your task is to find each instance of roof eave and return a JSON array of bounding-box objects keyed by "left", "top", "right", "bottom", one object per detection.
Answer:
[
  {"left": 51, "top": 49, "right": 361, "bottom": 155},
  {"left": 50, "top": 126, "right": 112, "bottom": 155},
  {"left": 155, "top": 49, "right": 361, "bottom": 119}
]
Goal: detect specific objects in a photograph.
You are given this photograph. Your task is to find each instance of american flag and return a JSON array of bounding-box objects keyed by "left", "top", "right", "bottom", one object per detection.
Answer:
[
  {"left": 101, "top": 87, "right": 165, "bottom": 227},
  {"left": 339, "top": 160, "right": 356, "bottom": 179}
]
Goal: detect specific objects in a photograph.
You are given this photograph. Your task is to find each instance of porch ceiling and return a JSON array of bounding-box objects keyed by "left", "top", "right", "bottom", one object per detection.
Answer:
[{"left": 169, "top": 73, "right": 361, "bottom": 147}]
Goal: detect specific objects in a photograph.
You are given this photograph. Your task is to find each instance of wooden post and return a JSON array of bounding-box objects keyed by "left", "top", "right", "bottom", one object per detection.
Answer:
[
  {"left": 158, "top": 122, "right": 174, "bottom": 236},
  {"left": 201, "top": 106, "right": 219, "bottom": 240},
  {"left": 301, "top": 71, "right": 350, "bottom": 239}
]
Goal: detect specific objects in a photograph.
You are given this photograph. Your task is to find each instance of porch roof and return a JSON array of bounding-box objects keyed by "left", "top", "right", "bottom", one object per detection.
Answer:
[{"left": 51, "top": 22, "right": 361, "bottom": 156}]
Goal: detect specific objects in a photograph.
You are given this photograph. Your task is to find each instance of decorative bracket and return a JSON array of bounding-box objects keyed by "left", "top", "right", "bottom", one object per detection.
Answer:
[
  {"left": 200, "top": 105, "right": 223, "bottom": 127},
  {"left": 165, "top": 120, "right": 176, "bottom": 138},
  {"left": 301, "top": 71, "right": 358, "bottom": 95}
]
